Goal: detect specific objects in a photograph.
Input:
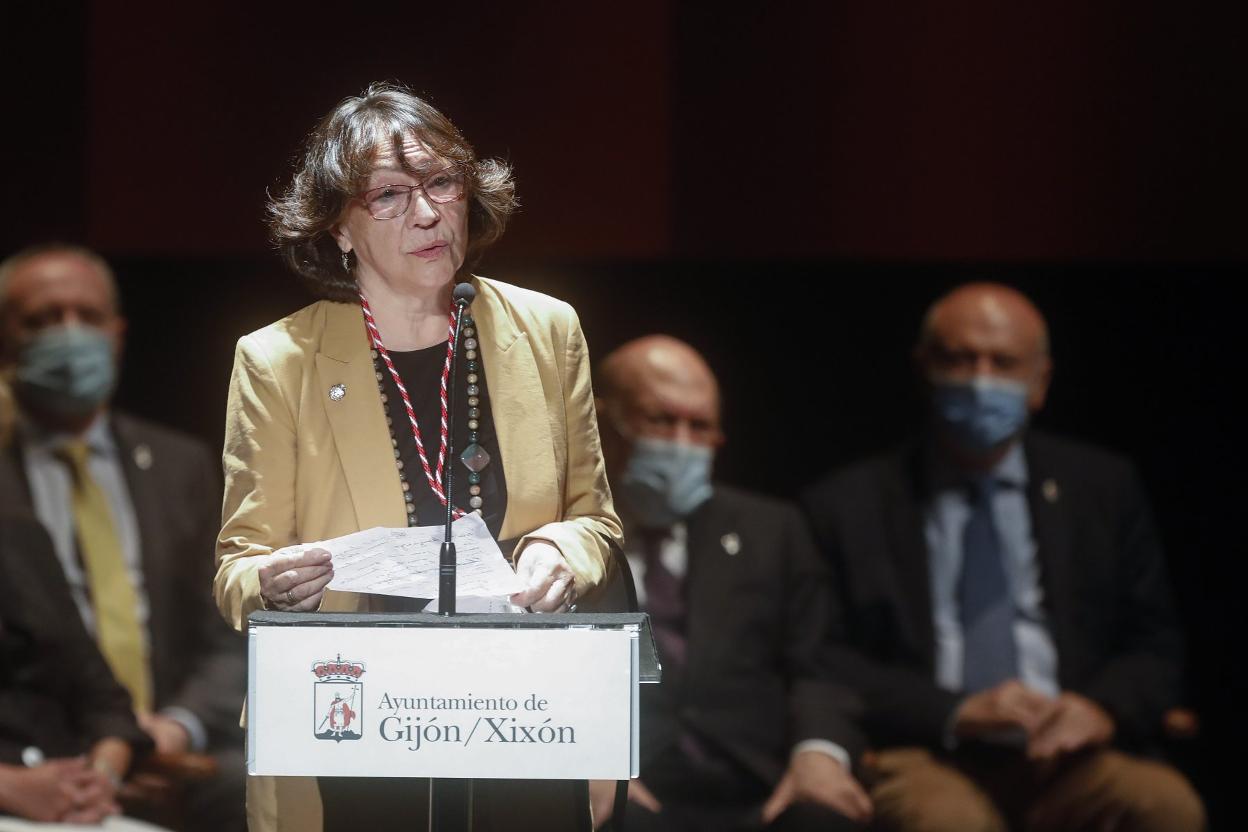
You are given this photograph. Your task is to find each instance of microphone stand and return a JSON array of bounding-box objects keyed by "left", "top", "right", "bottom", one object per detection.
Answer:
[
  {"left": 429, "top": 283, "right": 474, "bottom": 831},
  {"left": 438, "top": 295, "right": 469, "bottom": 619}
]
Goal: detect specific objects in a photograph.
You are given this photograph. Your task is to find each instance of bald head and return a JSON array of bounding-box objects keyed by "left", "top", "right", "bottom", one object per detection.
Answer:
[
  {"left": 0, "top": 245, "right": 123, "bottom": 363},
  {"left": 917, "top": 281, "right": 1053, "bottom": 415},
  {"left": 596, "top": 336, "right": 724, "bottom": 478},
  {"left": 0, "top": 246, "right": 126, "bottom": 433},
  {"left": 599, "top": 336, "right": 719, "bottom": 409},
  {"left": 920, "top": 283, "right": 1049, "bottom": 358}
]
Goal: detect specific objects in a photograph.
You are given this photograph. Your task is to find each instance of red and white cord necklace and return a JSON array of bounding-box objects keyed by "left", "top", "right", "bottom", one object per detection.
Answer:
[{"left": 358, "top": 291, "right": 465, "bottom": 519}]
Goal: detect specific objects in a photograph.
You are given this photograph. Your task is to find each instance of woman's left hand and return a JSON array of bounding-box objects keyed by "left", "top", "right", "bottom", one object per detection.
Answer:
[{"left": 511, "top": 542, "right": 578, "bottom": 612}]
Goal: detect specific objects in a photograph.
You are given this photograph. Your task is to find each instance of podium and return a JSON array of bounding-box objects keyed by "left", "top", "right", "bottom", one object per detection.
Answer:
[{"left": 247, "top": 611, "right": 659, "bottom": 829}]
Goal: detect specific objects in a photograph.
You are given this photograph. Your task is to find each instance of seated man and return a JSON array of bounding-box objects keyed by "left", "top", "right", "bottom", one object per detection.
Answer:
[
  {"left": 0, "top": 245, "right": 245, "bottom": 832},
  {"left": 801, "top": 283, "right": 1205, "bottom": 831},
  {"left": 593, "top": 335, "right": 869, "bottom": 831},
  {"left": 0, "top": 510, "right": 163, "bottom": 830}
]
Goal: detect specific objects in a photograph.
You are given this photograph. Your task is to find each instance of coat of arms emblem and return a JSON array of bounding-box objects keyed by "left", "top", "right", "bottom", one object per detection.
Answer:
[{"left": 313, "top": 655, "right": 365, "bottom": 742}]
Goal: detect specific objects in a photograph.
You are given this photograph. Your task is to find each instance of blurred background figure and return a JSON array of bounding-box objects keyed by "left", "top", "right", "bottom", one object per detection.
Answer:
[
  {"left": 0, "top": 245, "right": 246, "bottom": 832},
  {"left": 802, "top": 283, "right": 1204, "bottom": 831},
  {"left": 0, "top": 510, "right": 168, "bottom": 831},
  {"left": 0, "top": 381, "right": 11, "bottom": 450},
  {"left": 593, "top": 335, "right": 870, "bottom": 832}
]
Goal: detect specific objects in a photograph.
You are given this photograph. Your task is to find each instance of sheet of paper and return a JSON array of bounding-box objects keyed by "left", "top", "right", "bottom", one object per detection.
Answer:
[
  {"left": 421, "top": 595, "right": 523, "bottom": 614},
  {"left": 281, "top": 513, "right": 525, "bottom": 599}
]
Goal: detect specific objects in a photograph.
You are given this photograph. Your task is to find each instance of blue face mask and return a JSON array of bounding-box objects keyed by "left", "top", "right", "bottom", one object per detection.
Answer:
[
  {"left": 930, "top": 376, "right": 1030, "bottom": 451},
  {"left": 14, "top": 326, "right": 117, "bottom": 417},
  {"left": 618, "top": 437, "right": 714, "bottom": 529}
]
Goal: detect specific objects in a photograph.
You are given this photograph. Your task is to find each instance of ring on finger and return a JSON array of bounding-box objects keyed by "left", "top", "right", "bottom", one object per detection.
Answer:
[{"left": 285, "top": 589, "right": 295, "bottom": 606}]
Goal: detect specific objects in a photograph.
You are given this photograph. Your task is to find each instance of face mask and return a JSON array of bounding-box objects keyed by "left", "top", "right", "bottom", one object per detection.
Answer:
[
  {"left": 618, "top": 437, "right": 714, "bottom": 529},
  {"left": 14, "top": 326, "right": 117, "bottom": 417},
  {"left": 930, "top": 376, "right": 1029, "bottom": 452}
]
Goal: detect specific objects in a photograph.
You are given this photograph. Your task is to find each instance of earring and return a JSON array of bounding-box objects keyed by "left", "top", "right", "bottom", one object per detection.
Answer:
[{"left": 341, "top": 251, "right": 352, "bottom": 273}]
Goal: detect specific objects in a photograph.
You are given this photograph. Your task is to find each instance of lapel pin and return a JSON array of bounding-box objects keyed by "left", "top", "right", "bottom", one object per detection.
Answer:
[
  {"left": 329, "top": 384, "right": 347, "bottom": 402},
  {"left": 1042, "top": 478, "right": 1059, "bottom": 503},
  {"left": 133, "top": 444, "right": 153, "bottom": 471},
  {"left": 720, "top": 532, "right": 740, "bottom": 556}
]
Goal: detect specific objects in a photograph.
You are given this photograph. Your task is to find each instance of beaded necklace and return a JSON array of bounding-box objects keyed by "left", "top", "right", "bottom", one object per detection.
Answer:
[{"left": 358, "top": 292, "right": 490, "bottom": 526}]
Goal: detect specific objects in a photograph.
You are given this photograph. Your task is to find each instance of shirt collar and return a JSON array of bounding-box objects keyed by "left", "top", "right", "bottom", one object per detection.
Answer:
[
  {"left": 18, "top": 410, "right": 116, "bottom": 458},
  {"left": 994, "top": 441, "right": 1028, "bottom": 488},
  {"left": 928, "top": 438, "right": 1029, "bottom": 492}
]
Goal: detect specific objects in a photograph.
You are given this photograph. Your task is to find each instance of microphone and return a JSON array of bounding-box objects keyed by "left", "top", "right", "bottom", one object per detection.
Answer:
[
  {"left": 438, "top": 281, "right": 476, "bottom": 616},
  {"left": 453, "top": 281, "right": 476, "bottom": 308}
]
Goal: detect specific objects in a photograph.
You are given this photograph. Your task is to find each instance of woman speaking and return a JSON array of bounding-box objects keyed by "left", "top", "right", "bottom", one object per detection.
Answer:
[{"left": 213, "top": 83, "right": 622, "bottom": 831}]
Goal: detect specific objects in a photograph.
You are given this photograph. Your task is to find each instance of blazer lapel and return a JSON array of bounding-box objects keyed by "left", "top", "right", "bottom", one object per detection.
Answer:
[
  {"left": 887, "top": 450, "right": 937, "bottom": 673},
  {"left": 683, "top": 497, "right": 731, "bottom": 665},
  {"left": 110, "top": 414, "right": 164, "bottom": 582},
  {"left": 1024, "top": 440, "right": 1073, "bottom": 673},
  {"left": 0, "top": 442, "right": 33, "bottom": 509},
  {"left": 110, "top": 414, "right": 171, "bottom": 694},
  {"left": 316, "top": 302, "right": 406, "bottom": 532},
  {"left": 472, "top": 279, "right": 557, "bottom": 542}
]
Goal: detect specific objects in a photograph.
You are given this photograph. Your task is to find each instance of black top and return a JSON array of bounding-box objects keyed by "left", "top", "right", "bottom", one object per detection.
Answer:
[{"left": 378, "top": 338, "right": 507, "bottom": 540}]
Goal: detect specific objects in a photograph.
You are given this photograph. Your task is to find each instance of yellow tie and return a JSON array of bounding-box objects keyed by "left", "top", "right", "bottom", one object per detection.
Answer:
[{"left": 59, "top": 439, "right": 151, "bottom": 713}]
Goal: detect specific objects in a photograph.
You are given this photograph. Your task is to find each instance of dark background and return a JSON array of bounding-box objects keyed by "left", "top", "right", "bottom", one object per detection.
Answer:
[{"left": 5, "top": 1, "right": 1244, "bottom": 825}]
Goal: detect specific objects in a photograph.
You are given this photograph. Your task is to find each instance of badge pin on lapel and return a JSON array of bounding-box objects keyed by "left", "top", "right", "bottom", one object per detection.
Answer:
[
  {"left": 720, "top": 532, "right": 740, "bottom": 556},
  {"left": 329, "top": 384, "right": 347, "bottom": 402},
  {"left": 1042, "top": 478, "right": 1060, "bottom": 503},
  {"left": 133, "top": 444, "right": 153, "bottom": 471}
]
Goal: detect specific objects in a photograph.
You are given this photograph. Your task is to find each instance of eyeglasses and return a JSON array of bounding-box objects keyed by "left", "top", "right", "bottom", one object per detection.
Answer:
[{"left": 356, "top": 166, "right": 466, "bottom": 220}]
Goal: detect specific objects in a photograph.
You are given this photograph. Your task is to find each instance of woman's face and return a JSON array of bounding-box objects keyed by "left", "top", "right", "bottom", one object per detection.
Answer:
[{"left": 334, "top": 136, "right": 469, "bottom": 294}]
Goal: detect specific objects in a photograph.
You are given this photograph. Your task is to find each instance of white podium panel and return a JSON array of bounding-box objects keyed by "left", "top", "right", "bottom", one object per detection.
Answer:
[{"left": 248, "top": 623, "right": 639, "bottom": 779}]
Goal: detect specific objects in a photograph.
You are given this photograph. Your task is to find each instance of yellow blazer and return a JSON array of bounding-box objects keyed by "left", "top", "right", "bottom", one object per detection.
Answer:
[{"left": 214, "top": 276, "right": 621, "bottom": 832}]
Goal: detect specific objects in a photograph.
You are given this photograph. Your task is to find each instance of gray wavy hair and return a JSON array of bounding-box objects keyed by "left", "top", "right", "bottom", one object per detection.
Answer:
[{"left": 268, "top": 82, "right": 518, "bottom": 301}]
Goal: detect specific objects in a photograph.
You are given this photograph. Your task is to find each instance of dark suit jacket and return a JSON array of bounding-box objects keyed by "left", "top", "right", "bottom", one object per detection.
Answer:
[
  {"left": 800, "top": 431, "right": 1183, "bottom": 752},
  {"left": 0, "top": 510, "right": 152, "bottom": 764},
  {"left": 639, "top": 485, "right": 865, "bottom": 787},
  {"left": 0, "top": 411, "right": 245, "bottom": 748}
]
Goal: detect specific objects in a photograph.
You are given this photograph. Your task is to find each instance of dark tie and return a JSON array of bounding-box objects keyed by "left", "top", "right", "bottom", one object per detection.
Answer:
[
  {"left": 640, "top": 531, "right": 721, "bottom": 768},
  {"left": 642, "top": 532, "right": 687, "bottom": 670},
  {"left": 959, "top": 478, "right": 1018, "bottom": 693}
]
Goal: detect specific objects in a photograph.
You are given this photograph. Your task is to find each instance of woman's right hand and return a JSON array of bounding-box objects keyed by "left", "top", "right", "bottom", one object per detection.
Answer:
[{"left": 258, "top": 547, "right": 334, "bottom": 611}]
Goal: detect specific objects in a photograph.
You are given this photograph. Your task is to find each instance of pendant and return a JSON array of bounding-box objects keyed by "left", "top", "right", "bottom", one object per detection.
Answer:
[{"left": 460, "top": 443, "right": 491, "bottom": 472}]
